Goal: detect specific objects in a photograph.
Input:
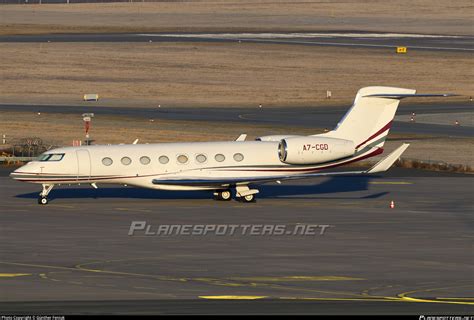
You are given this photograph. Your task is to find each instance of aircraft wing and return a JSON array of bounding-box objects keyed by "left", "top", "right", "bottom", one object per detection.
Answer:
[{"left": 152, "top": 143, "right": 409, "bottom": 187}]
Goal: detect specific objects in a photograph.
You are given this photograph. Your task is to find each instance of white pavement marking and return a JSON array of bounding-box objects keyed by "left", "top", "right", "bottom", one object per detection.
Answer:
[
  {"left": 137, "top": 33, "right": 473, "bottom": 51},
  {"left": 138, "top": 33, "right": 463, "bottom": 39}
]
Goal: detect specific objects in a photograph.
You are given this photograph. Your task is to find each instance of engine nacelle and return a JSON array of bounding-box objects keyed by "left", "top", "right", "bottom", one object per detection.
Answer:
[
  {"left": 256, "top": 135, "right": 301, "bottom": 142},
  {"left": 279, "top": 136, "right": 355, "bottom": 164}
]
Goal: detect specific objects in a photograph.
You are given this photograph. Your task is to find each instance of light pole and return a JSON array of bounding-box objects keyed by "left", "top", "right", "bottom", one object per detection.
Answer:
[{"left": 82, "top": 113, "right": 94, "bottom": 146}]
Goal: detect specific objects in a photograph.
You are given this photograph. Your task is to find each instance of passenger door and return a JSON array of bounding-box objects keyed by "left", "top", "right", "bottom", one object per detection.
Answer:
[{"left": 76, "top": 149, "right": 91, "bottom": 180}]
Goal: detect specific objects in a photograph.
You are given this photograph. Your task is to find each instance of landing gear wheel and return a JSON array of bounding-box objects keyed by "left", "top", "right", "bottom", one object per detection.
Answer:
[
  {"left": 220, "top": 190, "right": 232, "bottom": 201},
  {"left": 214, "top": 190, "right": 232, "bottom": 201},
  {"left": 235, "top": 186, "right": 259, "bottom": 203},
  {"left": 38, "top": 184, "right": 54, "bottom": 205},
  {"left": 241, "top": 194, "right": 255, "bottom": 203}
]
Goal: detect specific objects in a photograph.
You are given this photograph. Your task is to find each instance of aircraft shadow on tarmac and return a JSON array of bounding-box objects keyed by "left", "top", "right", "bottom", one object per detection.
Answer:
[{"left": 16, "top": 176, "right": 388, "bottom": 201}]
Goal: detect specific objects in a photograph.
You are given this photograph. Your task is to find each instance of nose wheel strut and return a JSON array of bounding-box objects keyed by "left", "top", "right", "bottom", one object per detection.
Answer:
[{"left": 38, "top": 184, "right": 55, "bottom": 205}]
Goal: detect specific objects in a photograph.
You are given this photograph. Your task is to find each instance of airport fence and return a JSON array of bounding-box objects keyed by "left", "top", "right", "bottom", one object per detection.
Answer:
[
  {"left": 0, "top": 156, "right": 36, "bottom": 164},
  {"left": 395, "top": 158, "right": 472, "bottom": 174},
  {"left": 354, "top": 157, "right": 472, "bottom": 174}
]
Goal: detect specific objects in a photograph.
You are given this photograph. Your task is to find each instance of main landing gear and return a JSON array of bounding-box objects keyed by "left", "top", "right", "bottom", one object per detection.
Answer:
[
  {"left": 38, "top": 184, "right": 54, "bottom": 205},
  {"left": 236, "top": 185, "right": 259, "bottom": 203},
  {"left": 213, "top": 186, "right": 259, "bottom": 203},
  {"left": 213, "top": 190, "right": 232, "bottom": 201},
  {"left": 238, "top": 193, "right": 256, "bottom": 203}
]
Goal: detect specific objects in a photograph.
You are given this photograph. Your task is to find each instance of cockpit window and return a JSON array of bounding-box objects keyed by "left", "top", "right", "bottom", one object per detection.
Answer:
[
  {"left": 38, "top": 154, "right": 50, "bottom": 161},
  {"left": 39, "top": 153, "right": 65, "bottom": 162}
]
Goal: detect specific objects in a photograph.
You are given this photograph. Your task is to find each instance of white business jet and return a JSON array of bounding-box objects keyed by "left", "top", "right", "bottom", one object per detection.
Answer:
[{"left": 10, "top": 87, "right": 452, "bottom": 204}]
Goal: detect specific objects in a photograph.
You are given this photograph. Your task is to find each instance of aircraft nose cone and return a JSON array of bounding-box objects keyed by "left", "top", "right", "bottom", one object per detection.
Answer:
[
  {"left": 9, "top": 163, "right": 38, "bottom": 179},
  {"left": 9, "top": 167, "right": 22, "bottom": 179}
]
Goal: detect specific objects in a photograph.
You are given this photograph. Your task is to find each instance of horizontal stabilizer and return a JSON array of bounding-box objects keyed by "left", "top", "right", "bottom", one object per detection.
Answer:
[
  {"left": 365, "top": 143, "right": 409, "bottom": 174},
  {"left": 364, "top": 93, "right": 457, "bottom": 99}
]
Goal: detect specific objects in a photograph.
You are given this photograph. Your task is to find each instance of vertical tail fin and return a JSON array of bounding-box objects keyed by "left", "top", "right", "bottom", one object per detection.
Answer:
[{"left": 321, "top": 86, "right": 416, "bottom": 150}]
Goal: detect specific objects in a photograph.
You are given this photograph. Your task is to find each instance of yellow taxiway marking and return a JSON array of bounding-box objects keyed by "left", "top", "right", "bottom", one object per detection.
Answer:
[
  {"left": 115, "top": 207, "right": 152, "bottom": 213},
  {"left": 400, "top": 296, "right": 474, "bottom": 305},
  {"left": 280, "top": 297, "right": 402, "bottom": 302},
  {"left": 437, "top": 297, "right": 474, "bottom": 300},
  {"left": 3, "top": 262, "right": 471, "bottom": 305},
  {"left": 398, "top": 284, "right": 474, "bottom": 305},
  {"left": 44, "top": 204, "right": 76, "bottom": 209},
  {"left": 0, "top": 261, "right": 85, "bottom": 272},
  {"left": 199, "top": 295, "right": 267, "bottom": 300},
  {"left": 229, "top": 276, "right": 365, "bottom": 282},
  {"left": 369, "top": 181, "right": 413, "bottom": 185},
  {"left": 0, "top": 273, "right": 31, "bottom": 277}
]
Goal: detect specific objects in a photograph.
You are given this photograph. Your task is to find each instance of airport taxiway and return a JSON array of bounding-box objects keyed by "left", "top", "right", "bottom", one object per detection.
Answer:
[
  {"left": 0, "top": 167, "right": 472, "bottom": 314},
  {"left": 0, "top": 32, "right": 473, "bottom": 52},
  {"left": 0, "top": 102, "right": 472, "bottom": 138}
]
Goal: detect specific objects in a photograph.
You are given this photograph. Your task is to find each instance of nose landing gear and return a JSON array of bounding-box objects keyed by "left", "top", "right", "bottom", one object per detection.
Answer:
[{"left": 38, "top": 184, "right": 54, "bottom": 205}]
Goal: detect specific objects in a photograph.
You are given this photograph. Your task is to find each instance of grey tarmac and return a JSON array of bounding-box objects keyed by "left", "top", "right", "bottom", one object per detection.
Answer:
[{"left": 0, "top": 168, "right": 472, "bottom": 314}]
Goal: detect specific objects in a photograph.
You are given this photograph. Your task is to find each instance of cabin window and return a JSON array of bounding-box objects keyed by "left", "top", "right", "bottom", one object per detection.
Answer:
[
  {"left": 215, "top": 154, "right": 225, "bottom": 162},
  {"left": 159, "top": 155, "right": 169, "bottom": 164},
  {"left": 102, "top": 157, "right": 113, "bottom": 166},
  {"left": 177, "top": 154, "right": 189, "bottom": 164},
  {"left": 140, "top": 156, "right": 151, "bottom": 165},
  {"left": 121, "top": 156, "right": 132, "bottom": 165},
  {"left": 39, "top": 153, "right": 65, "bottom": 162},
  {"left": 233, "top": 153, "right": 244, "bottom": 162},
  {"left": 196, "top": 154, "right": 207, "bottom": 163}
]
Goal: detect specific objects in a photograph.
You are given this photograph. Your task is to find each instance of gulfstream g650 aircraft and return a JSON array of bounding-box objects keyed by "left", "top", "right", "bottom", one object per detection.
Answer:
[{"left": 10, "top": 87, "right": 452, "bottom": 204}]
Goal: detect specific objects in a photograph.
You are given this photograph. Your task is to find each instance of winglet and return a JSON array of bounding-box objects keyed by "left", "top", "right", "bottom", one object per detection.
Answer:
[
  {"left": 235, "top": 134, "right": 247, "bottom": 141},
  {"left": 365, "top": 143, "right": 409, "bottom": 174}
]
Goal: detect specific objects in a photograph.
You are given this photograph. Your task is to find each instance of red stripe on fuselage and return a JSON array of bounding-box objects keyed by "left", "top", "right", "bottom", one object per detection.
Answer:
[
  {"left": 12, "top": 148, "right": 384, "bottom": 183},
  {"left": 356, "top": 121, "right": 393, "bottom": 149},
  {"left": 216, "top": 147, "right": 383, "bottom": 173}
]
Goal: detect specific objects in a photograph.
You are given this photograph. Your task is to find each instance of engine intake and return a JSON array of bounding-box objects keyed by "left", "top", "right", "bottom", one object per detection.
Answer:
[{"left": 279, "top": 136, "right": 355, "bottom": 165}]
